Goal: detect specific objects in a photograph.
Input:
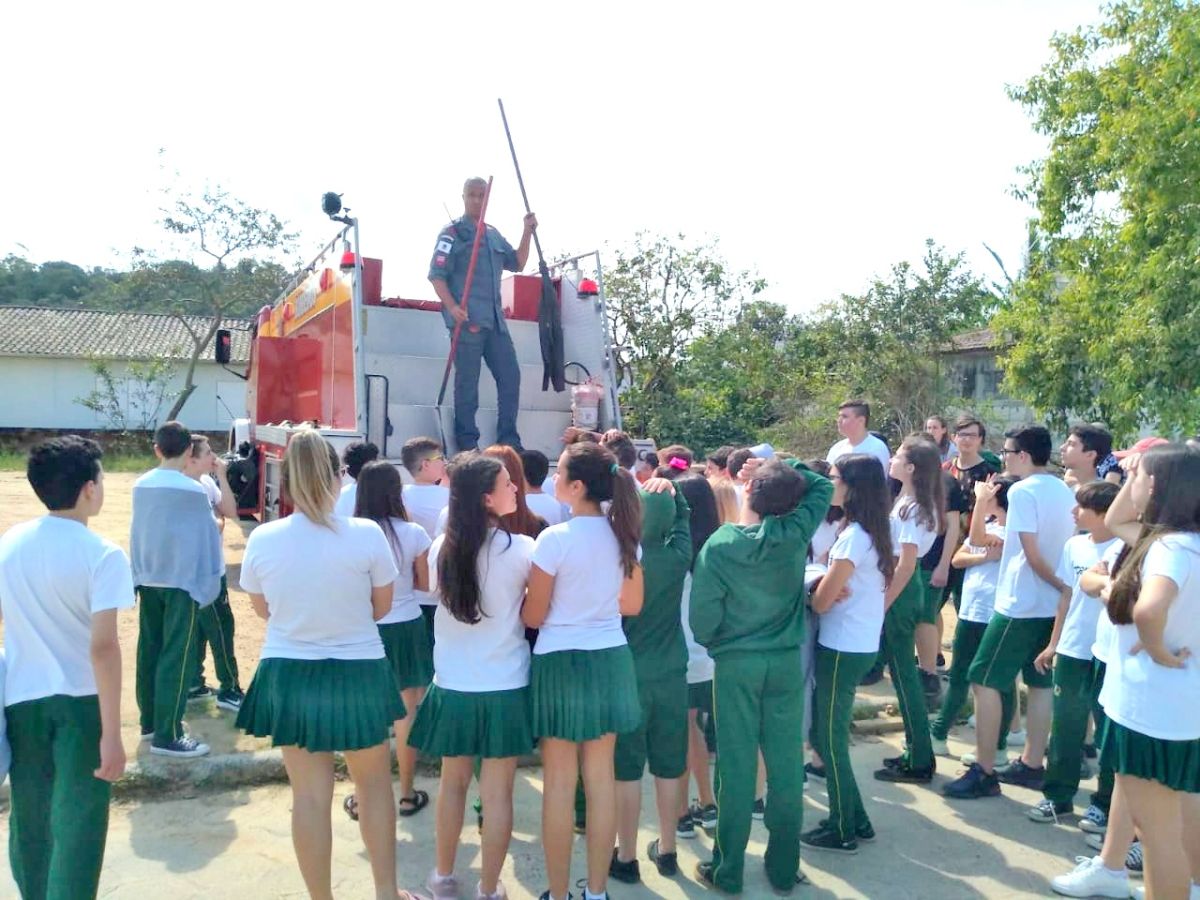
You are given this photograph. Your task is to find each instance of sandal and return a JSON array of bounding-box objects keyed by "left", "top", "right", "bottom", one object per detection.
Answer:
[
  {"left": 398, "top": 789, "right": 430, "bottom": 817},
  {"left": 343, "top": 794, "right": 359, "bottom": 821}
]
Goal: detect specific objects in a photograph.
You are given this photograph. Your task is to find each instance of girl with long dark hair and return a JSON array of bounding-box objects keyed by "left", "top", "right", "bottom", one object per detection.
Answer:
[
  {"left": 349, "top": 461, "right": 432, "bottom": 822},
  {"left": 875, "top": 436, "right": 944, "bottom": 785},
  {"left": 483, "top": 444, "right": 548, "bottom": 538},
  {"left": 408, "top": 453, "right": 534, "bottom": 900},
  {"left": 523, "top": 442, "right": 644, "bottom": 900}
]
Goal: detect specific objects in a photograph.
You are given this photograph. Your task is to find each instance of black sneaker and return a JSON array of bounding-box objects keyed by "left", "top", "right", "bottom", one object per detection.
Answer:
[
  {"left": 997, "top": 758, "right": 1046, "bottom": 790},
  {"left": 804, "top": 762, "right": 826, "bottom": 782},
  {"left": 882, "top": 753, "right": 906, "bottom": 770},
  {"left": 647, "top": 838, "right": 678, "bottom": 877},
  {"left": 215, "top": 688, "right": 244, "bottom": 712},
  {"left": 859, "top": 663, "right": 885, "bottom": 686},
  {"left": 800, "top": 824, "right": 858, "bottom": 855},
  {"left": 1083, "top": 742, "right": 1098, "bottom": 760},
  {"left": 817, "top": 817, "right": 875, "bottom": 842},
  {"left": 874, "top": 760, "right": 934, "bottom": 783},
  {"left": 538, "top": 893, "right": 573, "bottom": 900},
  {"left": 943, "top": 762, "right": 1001, "bottom": 799},
  {"left": 150, "top": 735, "right": 211, "bottom": 758},
  {"left": 690, "top": 802, "right": 718, "bottom": 831},
  {"left": 608, "top": 849, "right": 640, "bottom": 884},
  {"left": 694, "top": 861, "right": 717, "bottom": 890},
  {"left": 187, "top": 684, "right": 215, "bottom": 702},
  {"left": 936, "top": 652, "right": 947, "bottom": 672},
  {"left": 920, "top": 670, "right": 943, "bottom": 709},
  {"left": 676, "top": 812, "right": 696, "bottom": 839},
  {"left": 752, "top": 797, "right": 766, "bottom": 819}
]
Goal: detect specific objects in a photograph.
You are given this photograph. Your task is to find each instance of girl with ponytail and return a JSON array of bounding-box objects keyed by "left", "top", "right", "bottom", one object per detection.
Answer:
[{"left": 523, "top": 441, "right": 644, "bottom": 900}]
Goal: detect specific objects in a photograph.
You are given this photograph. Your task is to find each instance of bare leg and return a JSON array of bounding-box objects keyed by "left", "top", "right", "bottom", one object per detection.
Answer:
[
  {"left": 540, "top": 738, "right": 579, "bottom": 900},
  {"left": 654, "top": 775, "right": 681, "bottom": 855},
  {"left": 1010, "top": 677, "right": 1023, "bottom": 733},
  {"left": 581, "top": 734, "right": 618, "bottom": 896},
  {"left": 916, "top": 622, "right": 939, "bottom": 673},
  {"left": 434, "top": 756, "right": 473, "bottom": 880},
  {"left": 1100, "top": 779, "right": 1138, "bottom": 872},
  {"left": 344, "top": 742, "right": 401, "bottom": 900},
  {"left": 682, "top": 709, "right": 714, "bottom": 812},
  {"left": 1181, "top": 792, "right": 1200, "bottom": 885},
  {"left": 614, "top": 779, "right": 641, "bottom": 863},
  {"left": 281, "top": 747, "right": 336, "bottom": 900},
  {"left": 396, "top": 686, "right": 425, "bottom": 802},
  {"left": 972, "top": 684, "right": 1003, "bottom": 772},
  {"left": 478, "top": 757, "right": 518, "bottom": 896},
  {"left": 1022, "top": 686, "right": 1052, "bottom": 767},
  {"left": 756, "top": 751, "right": 767, "bottom": 801},
  {"left": 1121, "top": 773, "right": 1190, "bottom": 900}
]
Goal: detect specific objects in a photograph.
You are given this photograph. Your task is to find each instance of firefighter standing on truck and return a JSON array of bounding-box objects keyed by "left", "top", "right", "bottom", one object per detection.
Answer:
[{"left": 428, "top": 177, "right": 537, "bottom": 452}]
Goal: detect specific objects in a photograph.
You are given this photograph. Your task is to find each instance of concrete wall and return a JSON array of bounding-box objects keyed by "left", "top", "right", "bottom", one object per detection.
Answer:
[{"left": 0, "top": 356, "right": 248, "bottom": 432}]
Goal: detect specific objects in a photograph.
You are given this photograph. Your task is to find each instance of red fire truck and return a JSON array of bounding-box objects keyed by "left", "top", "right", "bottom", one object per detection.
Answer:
[{"left": 221, "top": 204, "right": 622, "bottom": 522}]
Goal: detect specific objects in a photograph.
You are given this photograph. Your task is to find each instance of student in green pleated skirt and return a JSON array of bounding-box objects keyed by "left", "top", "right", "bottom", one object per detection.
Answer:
[
  {"left": 1096, "top": 445, "right": 1200, "bottom": 900},
  {"left": 346, "top": 461, "right": 433, "bottom": 821},
  {"left": 875, "top": 436, "right": 944, "bottom": 784},
  {"left": 523, "top": 442, "right": 645, "bottom": 900},
  {"left": 235, "top": 431, "right": 429, "bottom": 900},
  {"left": 409, "top": 453, "right": 535, "bottom": 900}
]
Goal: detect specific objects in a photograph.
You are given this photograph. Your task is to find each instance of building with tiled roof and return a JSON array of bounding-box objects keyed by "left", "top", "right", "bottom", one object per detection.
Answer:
[{"left": 0, "top": 306, "right": 253, "bottom": 432}]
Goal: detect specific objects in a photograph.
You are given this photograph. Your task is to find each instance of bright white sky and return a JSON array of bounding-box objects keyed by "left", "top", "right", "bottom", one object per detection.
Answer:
[{"left": 2, "top": 1, "right": 1101, "bottom": 314}]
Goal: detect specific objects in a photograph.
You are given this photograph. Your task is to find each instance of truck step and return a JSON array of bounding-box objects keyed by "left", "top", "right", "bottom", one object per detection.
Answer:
[
  {"left": 380, "top": 403, "right": 572, "bottom": 459},
  {"left": 364, "top": 353, "right": 573, "bottom": 413}
]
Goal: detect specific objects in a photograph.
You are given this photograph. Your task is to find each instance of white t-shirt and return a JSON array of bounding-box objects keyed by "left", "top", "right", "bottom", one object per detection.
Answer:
[
  {"left": 0, "top": 517, "right": 136, "bottom": 705},
  {"left": 1056, "top": 535, "right": 1122, "bottom": 661},
  {"left": 958, "top": 522, "right": 1007, "bottom": 624},
  {"left": 404, "top": 483, "right": 450, "bottom": 606},
  {"left": 427, "top": 529, "right": 534, "bottom": 691},
  {"left": 526, "top": 491, "right": 569, "bottom": 528},
  {"left": 818, "top": 522, "right": 885, "bottom": 654},
  {"left": 993, "top": 473, "right": 1077, "bottom": 619},
  {"left": 531, "top": 517, "right": 629, "bottom": 654},
  {"left": 1092, "top": 540, "right": 1126, "bottom": 664},
  {"left": 890, "top": 501, "right": 938, "bottom": 558},
  {"left": 1099, "top": 533, "right": 1200, "bottom": 740},
  {"left": 679, "top": 573, "right": 714, "bottom": 684},
  {"left": 375, "top": 518, "right": 433, "bottom": 625},
  {"left": 827, "top": 433, "right": 891, "bottom": 474},
  {"left": 198, "top": 474, "right": 227, "bottom": 573},
  {"left": 240, "top": 512, "right": 398, "bottom": 660},
  {"left": 333, "top": 482, "right": 358, "bottom": 517},
  {"left": 810, "top": 519, "right": 840, "bottom": 566}
]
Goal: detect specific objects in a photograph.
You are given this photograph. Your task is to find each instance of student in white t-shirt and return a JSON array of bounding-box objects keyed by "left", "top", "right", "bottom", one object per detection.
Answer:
[
  {"left": 333, "top": 440, "right": 379, "bottom": 517},
  {"left": 826, "top": 400, "right": 891, "bottom": 475},
  {"left": 804, "top": 452, "right": 893, "bottom": 853},
  {"left": 408, "top": 453, "right": 534, "bottom": 900},
  {"left": 1028, "top": 481, "right": 1122, "bottom": 824},
  {"left": 342, "top": 461, "right": 432, "bottom": 824},
  {"left": 873, "top": 436, "right": 943, "bottom": 784},
  {"left": 1096, "top": 444, "right": 1200, "bottom": 898},
  {"left": 523, "top": 442, "right": 645, "bottom": 900},
  {"left": 0, "top": 436, "right": 134, "bottom": 900},
  {"left": 235, "top": 430, "right": 426, "bottom": 900},
  {"left": 401, "top": 436, "right": 450, "bottom": 642},
  {"left": 522, "top": 448, "right": 570, "bottom": 527}
]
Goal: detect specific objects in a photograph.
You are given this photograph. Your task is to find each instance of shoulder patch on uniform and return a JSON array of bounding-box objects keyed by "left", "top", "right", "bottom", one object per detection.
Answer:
[{"left": 436, "top": 236, "right": 454, "bottom": 254}]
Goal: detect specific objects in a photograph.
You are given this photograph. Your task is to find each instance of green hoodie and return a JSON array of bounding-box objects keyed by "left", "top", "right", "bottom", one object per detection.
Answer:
[
  {"left": 689, "top": 460, "right": 832, "bottom": 658},
  {"left": 623, "top": 489, "right": 692, "bottom": 680}
]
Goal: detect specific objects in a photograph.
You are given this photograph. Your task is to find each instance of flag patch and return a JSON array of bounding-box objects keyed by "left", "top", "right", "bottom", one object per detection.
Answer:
[{"left": 436, "top": 239, "right": 453, "bottom": 254}]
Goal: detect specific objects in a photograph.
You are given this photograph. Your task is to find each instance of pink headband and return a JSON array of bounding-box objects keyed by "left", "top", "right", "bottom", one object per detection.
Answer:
[{"left": 669, "top": 457, "right": 689, "bottom": 471}]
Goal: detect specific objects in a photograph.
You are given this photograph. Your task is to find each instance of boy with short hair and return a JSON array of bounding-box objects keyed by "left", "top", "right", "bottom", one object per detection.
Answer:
[
  {"left": 334, "top": 440, "right": 379, "bottom": 516},
  {"left": 690, "top": 458, "right": 833, "bottom": 894},
  {"left": 522, "top": 448, "right": 569, "bottom": 527},
  {"left": 131, "top": 421, "right": 224, "bottom": 758},
  {"left": 944, "top": 425, "right": 1077, "bottom": 800},
  {"left": 1026, "top": 481, "right": 1122, "bottom": 823},
  {"left": 826, "top": 400, "right": 891, "bottom": 474},
  {"left": 0, "top": 436, "right": 134, "bottom": 898},
  {"left": 1059, "top": 424, "right": 1114, "bottom": 487},
  {"left": 705, "top": 445, "right": 735, "bottom": 480},
  {"left": 401, "top": 436, "right": 450, "bottom": 640}
]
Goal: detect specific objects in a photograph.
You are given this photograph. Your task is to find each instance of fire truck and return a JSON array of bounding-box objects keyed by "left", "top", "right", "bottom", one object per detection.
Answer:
[{"left": 220, "top": 202, "right": 623, "bottom": 522}]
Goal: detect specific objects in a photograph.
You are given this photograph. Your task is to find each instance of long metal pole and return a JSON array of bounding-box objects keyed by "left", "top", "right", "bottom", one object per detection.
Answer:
[{"left": 436, "top": 176, "right": 493, "bottom": 407}]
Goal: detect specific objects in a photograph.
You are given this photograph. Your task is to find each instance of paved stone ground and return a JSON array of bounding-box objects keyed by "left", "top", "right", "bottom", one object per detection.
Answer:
[{"left": 0, "top": 729, "right": 1108, "bottom": 899}]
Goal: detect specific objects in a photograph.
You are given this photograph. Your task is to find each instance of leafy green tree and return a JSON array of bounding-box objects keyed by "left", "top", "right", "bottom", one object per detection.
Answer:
[
  {"left": 997, "top": 0, "right": 1200, "bottom": 438},
  {"left": 75, "top": 358, "right": 178, "bottom": 432}
]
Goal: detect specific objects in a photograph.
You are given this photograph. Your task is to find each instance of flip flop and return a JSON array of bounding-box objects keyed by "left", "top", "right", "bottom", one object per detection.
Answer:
[
  {"left": 397, "top": 789, "right": 429, "bottom": 817},
  {"left": 343, "top": 794, "right": 359, "bottom": 821}
]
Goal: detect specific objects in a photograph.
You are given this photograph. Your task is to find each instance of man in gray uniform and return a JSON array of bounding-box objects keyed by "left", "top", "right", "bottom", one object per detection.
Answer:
[{"left": 429, "top": 177, "right": 536, "bottom": 451}]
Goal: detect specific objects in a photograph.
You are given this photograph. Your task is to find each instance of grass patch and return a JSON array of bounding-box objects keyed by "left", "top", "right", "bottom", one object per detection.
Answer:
[{"left": 0, "top": 452, "right": 157, "bottom": 473}]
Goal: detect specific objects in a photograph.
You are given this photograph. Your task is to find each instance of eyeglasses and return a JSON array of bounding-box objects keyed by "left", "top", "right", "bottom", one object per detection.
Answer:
[{"left": 1000, "top": 448, "right": 1020, "bottom": 456}]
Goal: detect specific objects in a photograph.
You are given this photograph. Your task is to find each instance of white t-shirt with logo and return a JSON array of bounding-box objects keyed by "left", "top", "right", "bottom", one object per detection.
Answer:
[
  {"left": 375, "top": 518, "right": 433, "bottom": 625},
  {"left": 526, "top": 491, "right": 569, "bottom": 528},
  {"left": 1092, "top": 540, "right": 1126, "bottom": 664},
  {"left": 333, "top": 482, "right": 358, "bottom": 517},
  {"left": 404, "top": 483, "right": 450, "bottom": 606},
  {"left": 993, "top": 473, "right": 1077, "bottom": 619},
  {"left": 427, "top": 529, "right": 534, "bottom": 692},
  {"left": 679, "top": 573, "right": 714, "bottom": 684},
  {"left": 240, "top": 513, "right": 398, "bottom": 660},
  {"left": 1056, "top": 535, "right": 1122, "bottom": 661},
  {"left": 531, "top": 517, "right": 629, "bottom": 654},
  {"left": 0, "top": 517, "right": 136, "bottom": 706},
  {"left": 826, "top": 433, "right": 891, "bottom": 475},
  {"left": 1099, "top": 533, "right": 1200, "bottom": 740},
  {"left": 958, "top": 522, "right": 1007, "bottom": 624},
  {"left": 818, "top": 522, "right": 885, "bottom": 654}
]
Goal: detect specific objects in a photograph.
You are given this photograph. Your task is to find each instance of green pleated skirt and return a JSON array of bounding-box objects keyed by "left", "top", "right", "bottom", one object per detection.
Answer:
[
  {"left": 379, "top": 618, "right": 434, "bottom": 691},
  {"left": 531, "top": 645, "right": 641, "bottom": 742},
  {"left": 237, "top": 657, "right": 406, "bottom": 752},
  {"left": 408, "top": 683, "right": 533, "bottom": 758},
  {"left": 1102, "top": 719, "right": 1200, "bottom": 793}
]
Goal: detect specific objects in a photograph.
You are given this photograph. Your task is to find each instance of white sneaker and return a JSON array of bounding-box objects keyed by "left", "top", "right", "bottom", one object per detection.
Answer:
[
  {"left": 961, "top": 749, "right": 1009, "bottom": 767},
  {"left": 1085, "top": 832, "right": 1105, "bottom": 852},
  {"left": 967, "top": 714, "right": 977, "bottom": 729},
  {"left": 426, "top": 869, "right": 459, "bottom": 900},
  {"left": 931, "top": 736, "right": 950, "bottom": 757},
  {"left": 1050, "top": 855, "right": 1128, "bottom": 898},
  {"left": 1007, "top": 728, "right": 1028, "bottom": 747}
]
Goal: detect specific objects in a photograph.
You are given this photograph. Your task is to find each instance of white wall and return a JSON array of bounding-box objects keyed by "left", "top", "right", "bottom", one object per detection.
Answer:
[{"left": 0, "top": 356, "right": 247, "bottom": 432}]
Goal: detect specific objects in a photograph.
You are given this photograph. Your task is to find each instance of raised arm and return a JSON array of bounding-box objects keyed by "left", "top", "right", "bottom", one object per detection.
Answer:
[{"left": 768, "top": 459, "right": 834, "bottom": 552}]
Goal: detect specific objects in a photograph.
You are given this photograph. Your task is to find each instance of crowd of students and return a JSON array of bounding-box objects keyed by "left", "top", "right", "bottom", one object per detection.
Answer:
[{"left": 0, "top": 406, "right": 1198, "bottom": 900}]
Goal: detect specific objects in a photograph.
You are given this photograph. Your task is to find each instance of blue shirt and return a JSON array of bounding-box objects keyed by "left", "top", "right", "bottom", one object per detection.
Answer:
[{"left": 428, "top": 217, "right": 519, "bottom": 333}]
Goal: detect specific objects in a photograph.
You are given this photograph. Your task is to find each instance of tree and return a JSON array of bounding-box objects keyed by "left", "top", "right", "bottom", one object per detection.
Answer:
[
  {"left": 997, "top": 0, "right": 1200, "bottom": 439},
  {"left": 603, "top": 233, "right": 766, "bottom": 437},
  {"left": 120, "top": 186, "right": 296, "bottom": 421},
  {"left": 75, "top": 358, "right": 178, "bottom": 432}
]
